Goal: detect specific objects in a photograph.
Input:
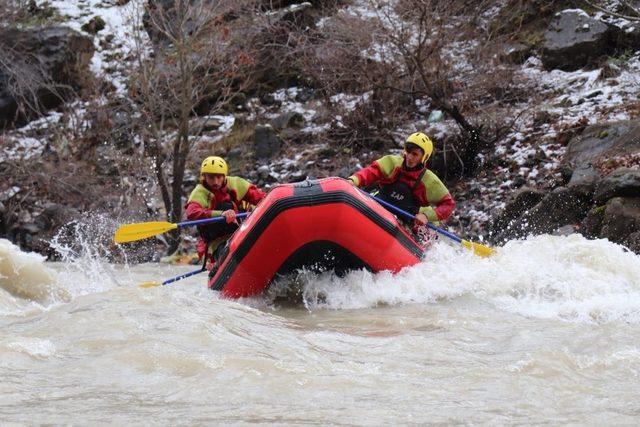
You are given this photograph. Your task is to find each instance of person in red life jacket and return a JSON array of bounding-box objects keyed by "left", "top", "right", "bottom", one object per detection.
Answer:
[
  {"left": 347, "top": 132, "right": 455, "bottom": 243},
  {"left": 185, "top": 156, "right": 266, "bottom": 271}
]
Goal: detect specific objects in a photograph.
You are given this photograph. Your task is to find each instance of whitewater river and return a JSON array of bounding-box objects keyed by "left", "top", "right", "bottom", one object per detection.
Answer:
[{"left": 2, "top": 234, "right": 640, "bottom": 424}]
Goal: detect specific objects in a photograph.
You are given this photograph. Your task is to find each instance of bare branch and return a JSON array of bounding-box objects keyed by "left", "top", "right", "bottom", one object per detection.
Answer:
[
  {"left": 0, "top": 42, "right": 75, "bottom": 127},
  {"left": 582, "top": 0, "right": 640, "bottom": 21}
]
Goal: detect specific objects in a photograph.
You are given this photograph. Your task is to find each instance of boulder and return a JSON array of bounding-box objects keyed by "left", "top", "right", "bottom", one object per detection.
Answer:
[
  {"left": 581, "top": 205, "right": 606, "bottom": 238},
  {"left": 503, "top": 42, "right": 533, "bottom": 64},
  {"left": 35, "top": 203, "right": 78, "bottom": 232},
  {"left": 531, "top": 186, "right": 591, "bottom": 227},
  {"left": 270, "top": 111, "right": 305, "bottom": 130},
  {"left": 253, "top": 124, "right": 281, "bottom": 159},
  {"left": 94, "top": 145, "right": 120, "bottom": 176},
  {"left": 600, "top": 197, "right": 640, "bottom": 246},
  {"left": 260, "top": 93, "right": 280, "bottom": 106},
  {"left": 9, "top": 222, "right": 42, "bottom": 253},
  {"left": 0, "top": 26, "right": 94, "bottom": 128},
  {"left": 295, "top": 87, "right": 315, "bottom": 103},
  {"left": 554, "top": 120, "right": 640, "bottom": 244},
  {"left": 594, "top": 168, "right": 640, "bottom": 203},
  {"left": 265, "top": 2, "right": 314, "bottom": 23},
  {"left": 81, "top": 16, "right": 106, "bottom": 35},
  {"left": 226, "top": 147, "right": 242, "bottom": 160},
  {"left": 493, "top": 187, "right": 590, "bottom": 242},
  {"left": 625, "top": 231, "right": 640, "bottom": 254},
  {"left": 553, "top": 224, "right": 577, "bottom": 236},
  {"left": 567, "top": 165, "right": 600, "bottom": 196},
  {"left": 490, "top": 187, "right": 545, "bottom": 235},
  {"left": 336, "top": 167, "right": 352, "bottom": 179},
  {"left": 562, "top": 120, "right": 640, "bottom": 195},
  {"left": 189, "top": 116, "right": 222, "bottom": 133},
  {"left": 289, "top": 170, "right": 307, "bottom": 182},
  {"left": 614, "top": 21, "right": 640, "bottom": 51},
  {"left": 257, "top": 165, "right": 271, "bottom": 179},
  {"left": 540, "top": 9, "right": 620, "bottom": 71}
]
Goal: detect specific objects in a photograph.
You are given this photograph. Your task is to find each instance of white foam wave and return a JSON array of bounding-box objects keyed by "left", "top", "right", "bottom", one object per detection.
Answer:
[
  {"left": 480, "top": 235, "right": 640, "bottom": 323},
  {"left": 2, "top": 337, "right": 57, "bottom": 359},
  {"left": 298, "top": 234, "right": 640, "bottom": 323},
  {"left": 0, "top": 239, "right": 69, "bottom": 308}
]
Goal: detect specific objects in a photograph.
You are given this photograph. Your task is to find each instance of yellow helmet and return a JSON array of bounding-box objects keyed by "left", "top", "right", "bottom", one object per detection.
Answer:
[
  {"left": 405, "top": 132, "right": 433, "bottom": 163},
  {"left": 200, "top": 156, "right": 228, "bottom": 176}
]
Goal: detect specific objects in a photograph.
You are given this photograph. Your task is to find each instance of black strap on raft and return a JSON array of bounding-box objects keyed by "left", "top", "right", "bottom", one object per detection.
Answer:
[
  {"left": 200, "top": 243, "right": 209, "bottom": 271},
  {"left": 414, "top": 168, "right": 427, "bottom": 191}
]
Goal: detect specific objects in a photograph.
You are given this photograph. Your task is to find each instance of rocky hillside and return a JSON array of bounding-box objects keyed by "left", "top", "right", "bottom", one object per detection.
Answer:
[{"left": 1, "top": 0, "right": 639, "bottom": 259}]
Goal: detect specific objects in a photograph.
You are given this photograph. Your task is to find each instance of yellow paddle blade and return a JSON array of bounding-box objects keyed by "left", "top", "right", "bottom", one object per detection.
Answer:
[
  {"left": 461, "top": 239, "right": 496, "bottom": 258},
  {"left": 114, "top": 221, "right": 178, "bottom": 243},
  {"left": 138, "top": 281, "right": 162, "bottom": 288}
]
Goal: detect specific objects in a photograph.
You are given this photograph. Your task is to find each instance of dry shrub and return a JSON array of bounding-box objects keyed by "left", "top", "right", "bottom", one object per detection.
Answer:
[
  {"left": 293, "top": 12, "right": 414, "bottom": 151},
  {"left": 293, "top": 0, "right": 522, "bottom": 178}
]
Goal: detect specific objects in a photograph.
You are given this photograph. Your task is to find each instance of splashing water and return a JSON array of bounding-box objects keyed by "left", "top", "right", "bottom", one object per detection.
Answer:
[
  {"left": 49, "top": 216, "right": 138, "bottom": 295},
  {"left": 290, "top": 234, "right": 640, "bottom": 323},
  {"left": 2, "top": 232, "right": 640, "bottom": 424},
  {"left": 4, "top": 221, "right": 640, "bottom": 325}
]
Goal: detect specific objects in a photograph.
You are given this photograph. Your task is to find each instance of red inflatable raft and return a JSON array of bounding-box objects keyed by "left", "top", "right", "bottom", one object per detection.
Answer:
[{"left": 209, "top": 177, "right": 424, "bottom": 298}]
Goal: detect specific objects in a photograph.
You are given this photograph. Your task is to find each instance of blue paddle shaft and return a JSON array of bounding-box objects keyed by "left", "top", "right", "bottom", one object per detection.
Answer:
[
  {"left": 162, "top": 268, "right": 206, "bottom": 285},
  {"left": 177, "top": 212, "right": 249, "bottom": 229},
  {"left": 367, "top": 193, "right": 463, "bottom": 244}
]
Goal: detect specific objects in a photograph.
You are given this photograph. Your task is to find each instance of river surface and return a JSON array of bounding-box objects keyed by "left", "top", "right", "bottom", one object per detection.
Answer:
[{"left": 1, "top": 234, "right": 640, "bottom": 424}]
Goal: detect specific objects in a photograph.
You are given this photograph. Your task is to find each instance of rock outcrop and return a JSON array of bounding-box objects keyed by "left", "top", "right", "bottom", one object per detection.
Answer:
[
  {"left": 492, "top": 119, "right": 640, "bottom": 253},
  {"left": 564, "top": 120, "right": 640, "bottom": 196},
  {"left": 0, "top": 26, "right": 94, "bottom": 128},
  {"left": 253, "top": 124, "right": 282, "bottom": 159},
  {"left": 541, "top": 9, "right": 621, "bottom": 71}
]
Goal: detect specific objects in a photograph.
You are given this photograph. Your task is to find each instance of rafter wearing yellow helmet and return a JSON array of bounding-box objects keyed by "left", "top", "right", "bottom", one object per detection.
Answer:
[
  {"left": 347, "top": 131, "right": 454, "bottom": 246},
  {"left": 404, "top": 132, "right": 433, "bottom": 163},
  {"left": 187, "top": 156, "right": 266, "bottom": 274}
]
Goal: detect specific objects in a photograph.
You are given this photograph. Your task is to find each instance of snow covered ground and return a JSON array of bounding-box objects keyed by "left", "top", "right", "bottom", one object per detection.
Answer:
[
  {"left": 48, "top": 0, "right": 146, "bottom": 92},
  {"left": 3, "top": 0, "right": 639, "bottom": 239},
  {"left": 314, "top": 0, "right": 640, "bottom": 237},
  {"left": 2, "top": 0, "right": 147, "bottom": 162},
  {"left": 457, "top": 52, "right": 640, "bottom": 237}
]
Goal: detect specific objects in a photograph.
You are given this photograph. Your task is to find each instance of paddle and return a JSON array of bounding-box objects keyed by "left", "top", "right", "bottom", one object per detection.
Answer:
[
  {"left": 366, "top": 192, "right": 496, "bottom": 258},
  {"left": 114, "top": 213, "right": 249, "bottom": 243},
  {"left": 138, "top": 267, "right": 206, "bottom": 288}
]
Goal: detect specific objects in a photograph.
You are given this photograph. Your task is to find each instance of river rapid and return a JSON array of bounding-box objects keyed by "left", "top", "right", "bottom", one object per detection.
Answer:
[{"left": 1, "top": 234, "right": 640, "bottom": 424}]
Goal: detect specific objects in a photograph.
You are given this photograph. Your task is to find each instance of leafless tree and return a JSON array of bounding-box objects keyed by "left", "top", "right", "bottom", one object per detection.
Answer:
[{"left": 129, "top": 0, "right": 264, "bottom": 253}]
